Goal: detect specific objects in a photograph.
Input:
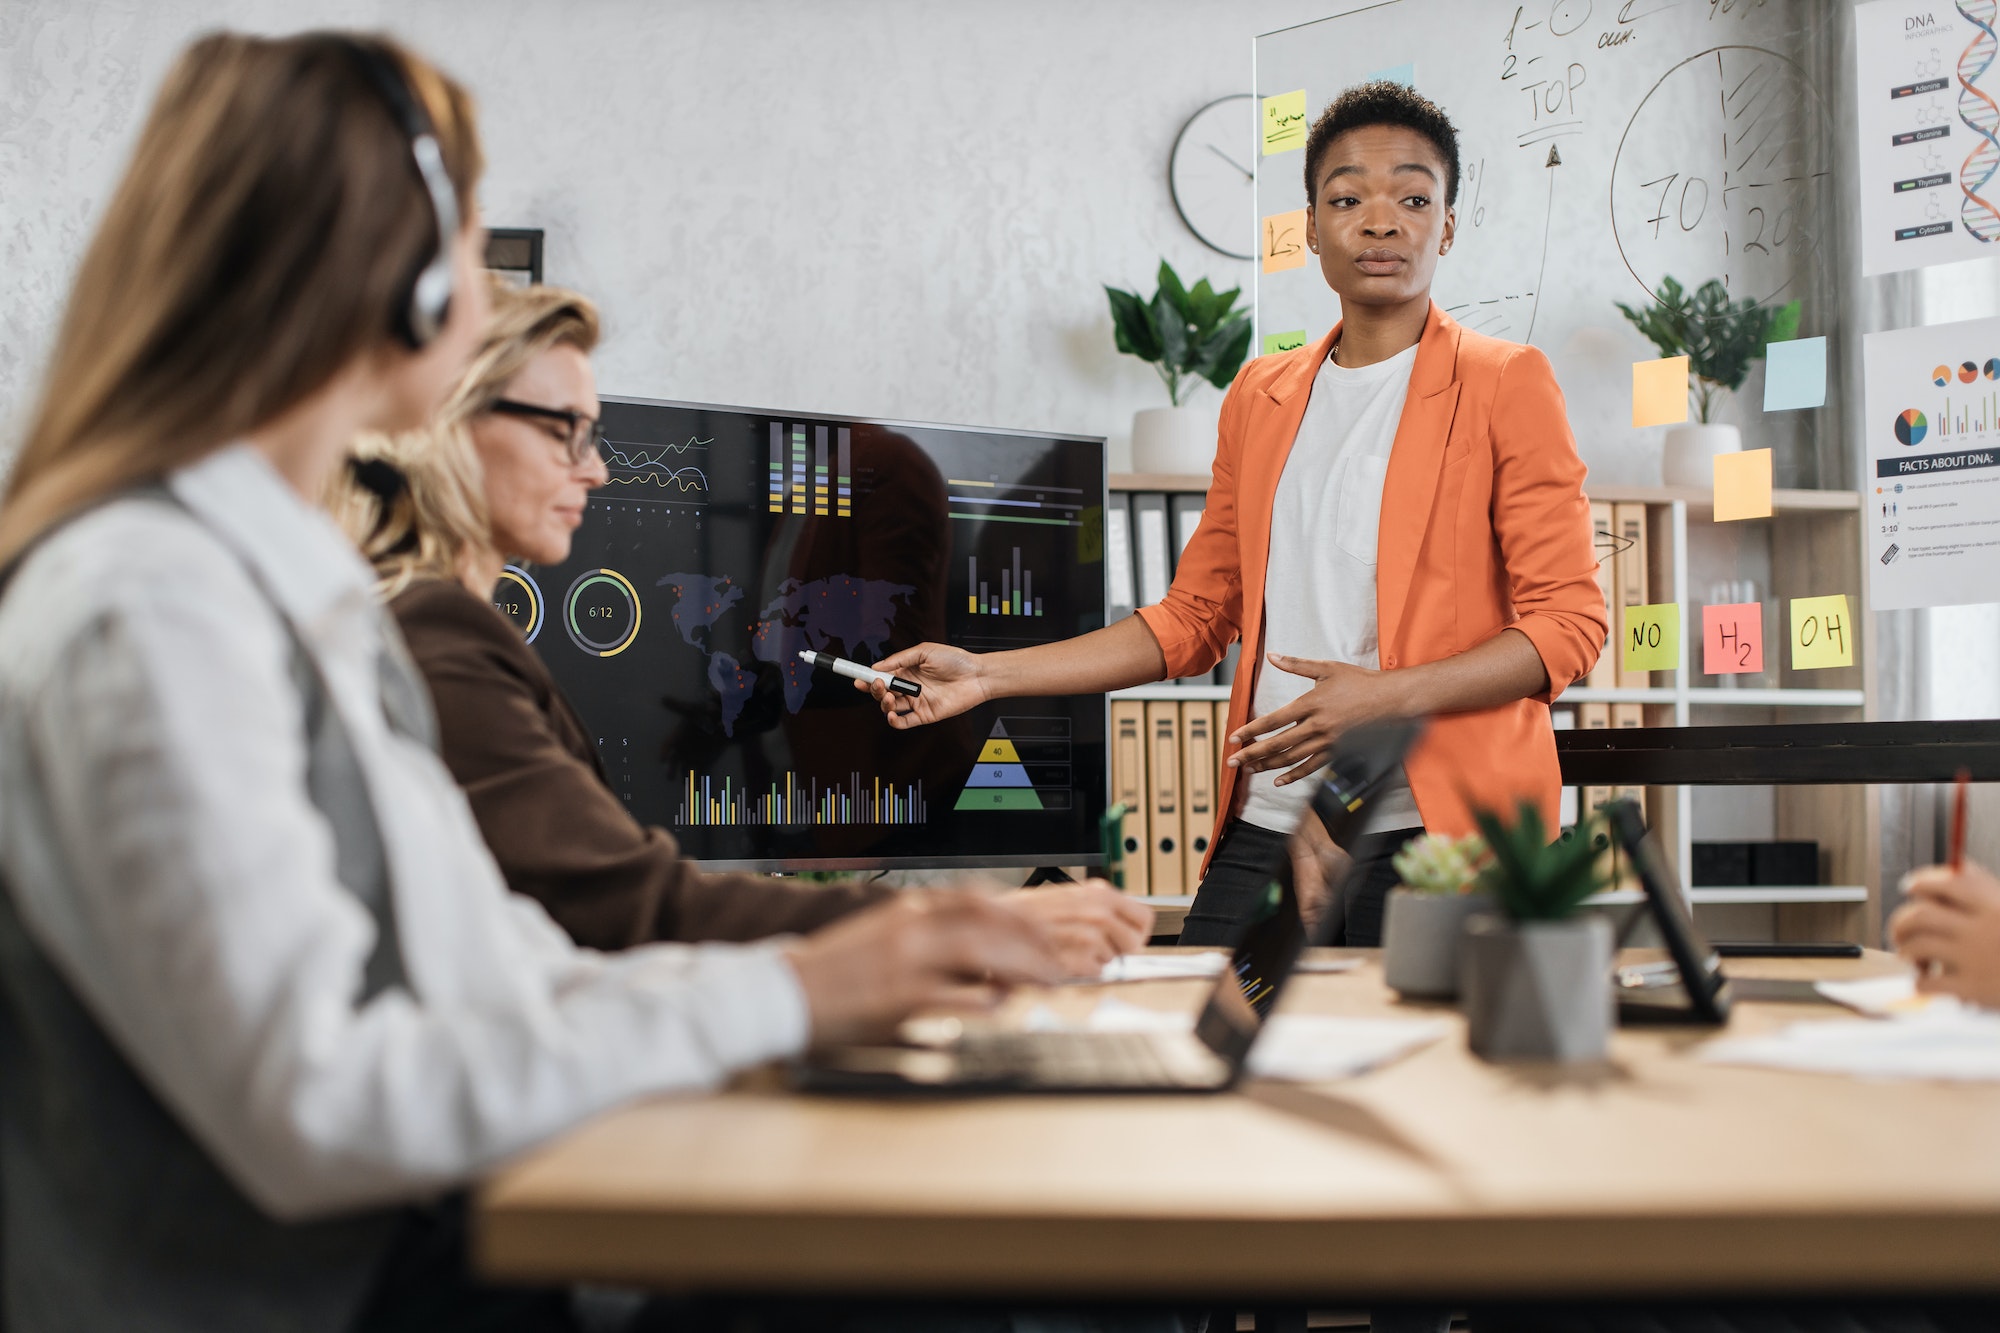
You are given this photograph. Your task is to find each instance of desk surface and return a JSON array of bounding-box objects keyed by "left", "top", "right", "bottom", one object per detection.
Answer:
[{"left": 477, "top": 951, "right": 2000, "bottom": 1301}]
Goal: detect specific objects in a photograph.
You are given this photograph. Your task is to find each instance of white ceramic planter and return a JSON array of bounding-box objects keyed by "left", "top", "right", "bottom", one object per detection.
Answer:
[
  {"left": 1660, "top": 422, "right": 1742, "bottom": 489},
  {"left": 1459, "top": 914, "right": 1614, "bottom": 1063},
  {"left": 1381, "top": 889, "right": 1491, "bottom": 999},
  {"left": 1130, "top": 405, "right": 1218, "bottom": 475}
]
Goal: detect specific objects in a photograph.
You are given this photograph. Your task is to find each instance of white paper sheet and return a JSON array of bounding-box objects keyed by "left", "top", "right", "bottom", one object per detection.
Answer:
[
  {"left": 1037, "top": 997, "right": 1449, "bottom": 1082},
  {"left": 1704, "top": 1002, "right": 2000, "bottom": 1082},
  {"left": 1096, "top": 951, "right": 1230, "bottom": 982},
  {"left": 1815, "top": 971, "right": 1936, "bottom": 1017}
]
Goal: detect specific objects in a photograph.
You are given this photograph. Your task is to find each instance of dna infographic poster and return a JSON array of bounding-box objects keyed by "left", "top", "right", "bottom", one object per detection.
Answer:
[
  {"left": 1862, "top": 316, "right": 2000, "bottom": 610},
  {"left": 1856, "top": 0, "right": 2000, "bottom": 275}
]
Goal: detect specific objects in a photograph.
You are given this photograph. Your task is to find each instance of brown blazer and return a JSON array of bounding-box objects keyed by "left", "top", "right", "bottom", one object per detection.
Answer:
[{"left": 390, "top": 578, "right": 894, "bottom": 950}]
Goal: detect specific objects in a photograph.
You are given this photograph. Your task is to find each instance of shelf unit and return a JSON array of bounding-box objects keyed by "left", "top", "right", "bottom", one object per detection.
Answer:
[
  {"left": 1108, "top": 474, "right": 1876, "bottom": 943},
  {"left": 1592, "top": 486, "right": 1874, "bottom": 944}
]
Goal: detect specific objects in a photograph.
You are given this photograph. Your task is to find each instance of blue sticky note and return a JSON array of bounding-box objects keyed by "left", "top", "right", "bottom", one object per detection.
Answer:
[
  {"left": 1369, "top": 62, "right": 1415, "bottom": 87},
  {"left": 1764, "top": 335, "right": 1827, "bottom": 412}
]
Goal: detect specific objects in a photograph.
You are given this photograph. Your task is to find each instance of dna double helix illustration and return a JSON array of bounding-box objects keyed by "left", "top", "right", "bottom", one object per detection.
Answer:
[{"left": 1959, "top": 0, "right": 2000, "bottom": 241}]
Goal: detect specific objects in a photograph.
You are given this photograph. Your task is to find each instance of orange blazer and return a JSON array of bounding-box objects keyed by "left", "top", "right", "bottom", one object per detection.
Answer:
[{"left": 1136, "top": 303, "right": 1605, "bottom": 870}]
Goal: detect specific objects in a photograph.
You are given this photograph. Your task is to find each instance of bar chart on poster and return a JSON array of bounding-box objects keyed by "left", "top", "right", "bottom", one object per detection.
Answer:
[{"left": 523, "top": 396, "right": 1109, "bottom": 870}]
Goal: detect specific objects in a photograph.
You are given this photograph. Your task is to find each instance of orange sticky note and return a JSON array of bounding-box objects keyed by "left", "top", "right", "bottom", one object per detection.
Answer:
[
  {"left": 1714, "top": 448, "right": 1773, "bottom": 521},
  {"left": 1262, "top": 210, "right": 1308, "bottom": 273},
  {"left": 1632, "top": 355, "right": 1690, "bottom": 428},
  {"left": 1702, "top": 602, "right": 1764, "bottom": 675}
]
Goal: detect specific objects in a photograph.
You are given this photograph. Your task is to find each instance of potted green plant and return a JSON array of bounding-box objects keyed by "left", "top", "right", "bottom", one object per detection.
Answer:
[
  {"left": 1615, "top": 276, "right": 1801, "bottom": 488},
  {"left": 1381, "top": 833, "right": 1490, "bottom": 999},
  {"left": 1105, "top": 260, "right": 1253, "bottom": 474},
  {"left": 1459, "top": 804, "right": 1617, "bottom": 1062}
]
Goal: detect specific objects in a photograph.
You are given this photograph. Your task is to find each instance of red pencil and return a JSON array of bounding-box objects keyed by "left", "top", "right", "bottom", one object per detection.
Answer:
[{"left": 1950, "top": 768, "right": 1970, "bottom": 873}]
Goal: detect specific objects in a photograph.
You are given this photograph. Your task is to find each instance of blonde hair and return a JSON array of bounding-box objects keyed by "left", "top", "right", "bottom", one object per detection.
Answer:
[
  {"left": 335, "top": 280, "right": 600, "bottom": 596},
  {"left": 0, "top": 31, "right": 482, "bottom": 567}
]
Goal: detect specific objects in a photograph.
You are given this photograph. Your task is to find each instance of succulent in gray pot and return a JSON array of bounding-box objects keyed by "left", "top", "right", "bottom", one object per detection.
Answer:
[
  {"left": 1459, "top": 803, "right": 1616, "bottom": 1063},
  {"left": 1381, "top": 833, "right": 1491, "bottom": 999}
]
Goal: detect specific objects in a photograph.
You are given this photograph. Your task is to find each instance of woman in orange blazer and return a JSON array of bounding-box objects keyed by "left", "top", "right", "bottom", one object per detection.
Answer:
[{"left": 865, "top": 82, "right": 1605, "bottom": 946}]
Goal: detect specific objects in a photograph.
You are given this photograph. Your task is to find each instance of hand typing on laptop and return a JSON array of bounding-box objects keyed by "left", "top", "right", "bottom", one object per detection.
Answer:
[
  {"left": 786, "top": 890, "right": 1068, "bottom": 1045},
  {"left": 997, "top": 883, "right": 1153, "bottom": 976}
]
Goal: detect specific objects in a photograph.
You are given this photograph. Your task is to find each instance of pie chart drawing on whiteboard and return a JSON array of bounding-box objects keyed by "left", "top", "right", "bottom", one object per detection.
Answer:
[{"left": 1896, "top": 409, "right": 1929, "bottom": 447}]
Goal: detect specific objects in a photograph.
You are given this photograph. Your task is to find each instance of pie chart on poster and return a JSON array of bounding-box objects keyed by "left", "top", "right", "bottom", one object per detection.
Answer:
[
  {"left": 1935, "top": 365, "right": 1953, "bottom": 386},
  {"left": 1896, "top": 409, "right": 1928, "bottom": 447},
  {"left": 1961, "top": 362, "right": 1981, "bottom": 383},
  {"left": 1985, "top": 358, "right": 2000, "bottom": 380}
]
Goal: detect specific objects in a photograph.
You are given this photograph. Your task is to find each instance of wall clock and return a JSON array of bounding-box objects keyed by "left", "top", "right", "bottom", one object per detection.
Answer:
[{"left": 1169, "top": 94, "right": 1256, "bottom": 261}]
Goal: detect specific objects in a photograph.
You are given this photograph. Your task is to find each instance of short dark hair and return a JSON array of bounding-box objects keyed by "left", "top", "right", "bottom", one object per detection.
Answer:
[{"left": 1302, "top": 80, "right": 1460, "bottom": 208}]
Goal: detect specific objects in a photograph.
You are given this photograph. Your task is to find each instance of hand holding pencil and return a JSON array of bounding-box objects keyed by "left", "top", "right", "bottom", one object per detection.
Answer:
[{"left": 1890, "top": 777, "right": 2000, "bottom": 1008}]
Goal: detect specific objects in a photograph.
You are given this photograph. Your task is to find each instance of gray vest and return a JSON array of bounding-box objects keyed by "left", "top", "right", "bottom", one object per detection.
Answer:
[{"left": 0, "top": 493, "right": 438, "bottom": 1333}]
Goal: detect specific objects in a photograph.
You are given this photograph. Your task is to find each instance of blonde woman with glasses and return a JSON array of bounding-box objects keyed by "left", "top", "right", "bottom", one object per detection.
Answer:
[
  {"left": 0, "top": 32, "right": 1065, "bottom": 1331},
  {"left": 334, "top": 280, "right": 1149, "bottom": 972}
]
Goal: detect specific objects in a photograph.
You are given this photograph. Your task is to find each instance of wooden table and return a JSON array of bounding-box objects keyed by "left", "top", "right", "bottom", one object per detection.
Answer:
[{"left": 477, "top": 951, "right": 2000, "bottom": 1302}]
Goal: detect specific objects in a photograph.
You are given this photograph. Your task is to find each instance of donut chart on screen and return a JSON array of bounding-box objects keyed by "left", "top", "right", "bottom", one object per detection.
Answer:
[
  {"left": 493, "top": 565, "right": 543, "bottom": 643},
  {"left": 1895, "top": 409, "right": 1928, "bottom": 447},
  {"left": 564, "top": 568, "right": 642, "bottom": 657}
]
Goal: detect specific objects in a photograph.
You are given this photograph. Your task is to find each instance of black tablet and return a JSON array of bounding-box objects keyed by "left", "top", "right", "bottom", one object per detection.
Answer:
[{"left": 1604, "top": 798, "right": 1734, "bottom": 1025}]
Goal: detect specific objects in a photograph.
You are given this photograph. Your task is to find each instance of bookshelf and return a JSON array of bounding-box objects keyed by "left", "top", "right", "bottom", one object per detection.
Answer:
[{"left": 1106, "top": 474, "right": 1877, "bottom": 944}]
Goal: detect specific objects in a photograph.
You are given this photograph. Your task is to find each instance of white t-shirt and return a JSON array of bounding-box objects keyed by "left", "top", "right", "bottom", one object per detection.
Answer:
[{"left": 1239, "top": 343, "right": 1426, "bottom": 837}]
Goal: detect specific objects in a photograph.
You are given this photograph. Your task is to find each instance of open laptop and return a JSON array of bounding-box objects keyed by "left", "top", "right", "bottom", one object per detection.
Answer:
[{"left": 794, "top": 717, "right": 1424, "bottom": 1094}]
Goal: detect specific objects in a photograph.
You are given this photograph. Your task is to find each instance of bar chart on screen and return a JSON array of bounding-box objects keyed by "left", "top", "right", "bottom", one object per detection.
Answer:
[
  {"left": 967, "top": 547, "right": 1046, "bottom": 617},
  {"left": 675, "top": 769, "right": 928, "bottom": 827},
  {"left": 767, "top": 422, "right": 853, "bottom": 517}
]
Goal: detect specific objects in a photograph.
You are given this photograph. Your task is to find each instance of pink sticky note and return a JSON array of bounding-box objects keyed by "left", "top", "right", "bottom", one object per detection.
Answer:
[{"left": 1702, "top": 602, "right": 1764, "bottom": 675}]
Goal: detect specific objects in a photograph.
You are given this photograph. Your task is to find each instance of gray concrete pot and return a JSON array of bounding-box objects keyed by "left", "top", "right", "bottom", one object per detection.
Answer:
[
  {"left": 1459, "top": 914, "right": 1613, "bottom": 1062},
  {"left": 1382, "top": 889, "right": 1491, "bottom": 999}
]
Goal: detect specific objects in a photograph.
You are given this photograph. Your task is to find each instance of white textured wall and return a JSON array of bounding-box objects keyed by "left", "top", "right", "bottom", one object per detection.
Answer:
[{"left": 3, "top": 0, "right": 1339, "bottom": 470}]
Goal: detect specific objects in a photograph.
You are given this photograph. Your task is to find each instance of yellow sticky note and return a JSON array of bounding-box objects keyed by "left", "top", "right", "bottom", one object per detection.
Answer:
[
  {"left": 1632, "top": 355, "right": 1690, "bottom": 428},
  {"left": 1262, "top": 90, "right": 1307, "bottom": 155},
  {"left": 1621, "top": 602, "right": 1680, "bottom": 673},
  {"left": 1262, "top": 209, "right": 1308, "bottom": 273},
  {"left": 1713, "top": 448, "right": 1773, "bottom": 521},
  {"left": 1790, "top": 594, "right": 1854, "bottom": 670}
]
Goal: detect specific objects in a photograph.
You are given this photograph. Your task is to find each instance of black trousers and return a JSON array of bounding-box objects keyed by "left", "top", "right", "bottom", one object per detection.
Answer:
[{"left": 1178, "top": 820, "right": 1423, "bottom": 948}]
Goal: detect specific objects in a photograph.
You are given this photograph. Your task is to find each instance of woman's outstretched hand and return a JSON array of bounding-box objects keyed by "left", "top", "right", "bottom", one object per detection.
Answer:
[{"left": 856, "top": 643, "right": 989, "bottom": 728}]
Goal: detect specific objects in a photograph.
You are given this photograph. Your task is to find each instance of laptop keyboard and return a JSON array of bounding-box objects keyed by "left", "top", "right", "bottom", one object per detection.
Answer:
[{"left": 950, "top": 1031, "right": 1196, "bottom": 1087}]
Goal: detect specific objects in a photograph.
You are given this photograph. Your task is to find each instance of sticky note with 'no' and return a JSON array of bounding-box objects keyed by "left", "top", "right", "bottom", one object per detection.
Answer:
[
  {"left": 1633, "top": 356, "right": 1690, "bottom": 428},
  {"left": 1262, "top": 90, "right": 1307, "bottom": 155},
  {"left": 1790, "top": 594, "right": 1854, "bottom": 670},
  {"left": 1622, "top": 602, "right": 1680, "bottom": 673},
  {"left": 1714, "top": 448, "right": 1773, "bottom": 521},
  {"left": 1262, "top": 210, "right": 1308, "bottom": 274},
  {"left": 1702, "top": 602, "right": 1764, "bottom": 675}
]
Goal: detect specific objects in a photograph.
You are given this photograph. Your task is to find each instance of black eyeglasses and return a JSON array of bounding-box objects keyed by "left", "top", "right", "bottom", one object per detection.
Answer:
[{"left": 486, "top": 398, "right": 602, "bottom": 467}]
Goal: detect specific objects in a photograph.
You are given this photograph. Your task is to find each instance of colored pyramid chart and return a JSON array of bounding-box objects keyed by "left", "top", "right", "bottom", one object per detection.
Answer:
[{"left": 954, "top": 720, "right": 1045, "bottom": 811}]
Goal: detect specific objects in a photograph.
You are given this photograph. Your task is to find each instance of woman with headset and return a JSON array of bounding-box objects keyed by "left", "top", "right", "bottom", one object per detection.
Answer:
[{"left": 0, "top": 32, "right": 1063, "bottom": 1331}]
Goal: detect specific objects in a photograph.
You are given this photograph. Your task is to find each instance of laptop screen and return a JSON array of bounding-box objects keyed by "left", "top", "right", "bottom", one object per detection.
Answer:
[
  {"left": 1188, "top": 717, "right": 1425, "bottom": 1066},
  {"left": 1193, "top": 872, "right": 1303, "bottom": 1065}
]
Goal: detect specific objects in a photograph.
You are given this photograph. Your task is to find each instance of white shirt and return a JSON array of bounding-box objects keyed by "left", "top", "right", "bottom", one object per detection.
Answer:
[
  {"left": 1240, "top": 345, "right": 1425, "bottom": 837},
  {"left": 0, "top": 445, "right": 809, "bottom": 1220}
]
